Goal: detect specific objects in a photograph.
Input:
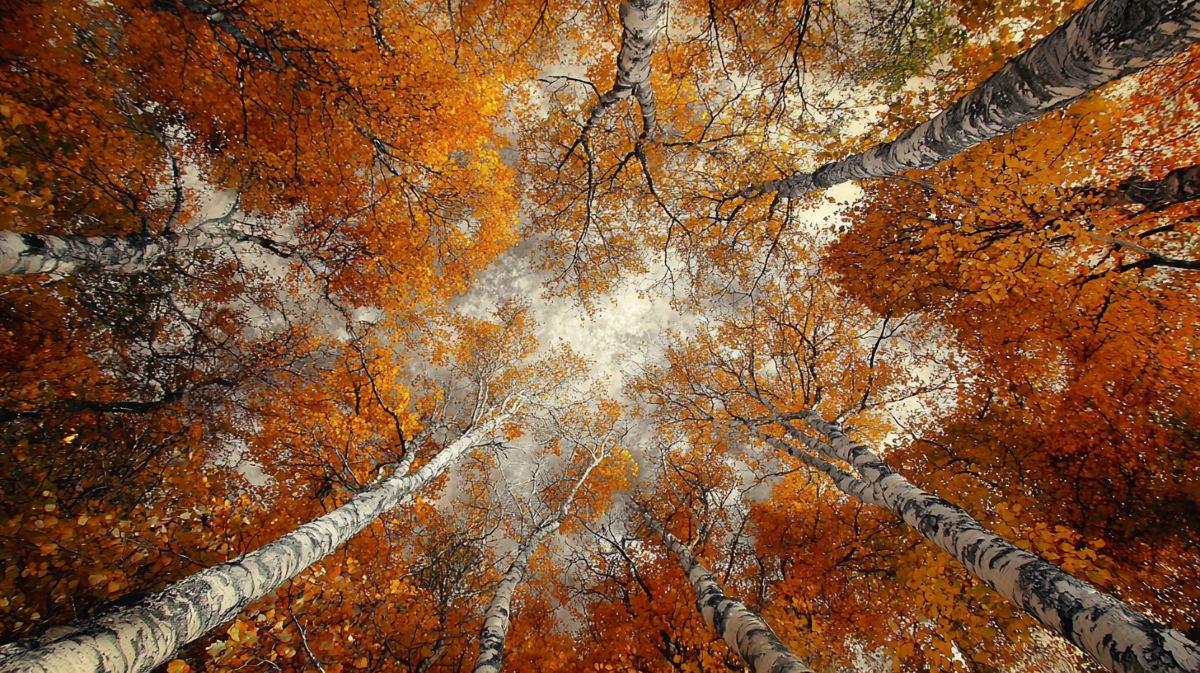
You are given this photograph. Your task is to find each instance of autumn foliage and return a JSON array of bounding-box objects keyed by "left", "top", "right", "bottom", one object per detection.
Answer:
[{"left": 3, "top": 0, "right": 1200, "bottom": 672}]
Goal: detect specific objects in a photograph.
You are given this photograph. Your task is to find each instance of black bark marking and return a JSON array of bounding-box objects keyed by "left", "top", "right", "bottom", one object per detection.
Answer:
[{"left": 960, "top": 536, "right": 987, "bottom": 567}]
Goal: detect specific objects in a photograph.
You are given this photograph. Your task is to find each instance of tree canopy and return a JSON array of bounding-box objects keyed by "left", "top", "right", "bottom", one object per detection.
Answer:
[{"left": 2, "top": 0, "right": 1200, "bottom": 672}]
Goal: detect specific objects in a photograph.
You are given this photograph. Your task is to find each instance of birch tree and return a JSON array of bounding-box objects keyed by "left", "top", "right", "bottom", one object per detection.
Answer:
[
  {"left": 472, "top": 519, "right": 563, "bottom": 673},
  {"left": 0, "top": 225, "right": 288, "bottom": 276},
  {"left": 749, "top": 410, "right": 1200, "bottom": 673},
  {"left": 1, "top": 0, "right": 517, "bottom": 306},
  {"left": 637, "top": 271, "right": 1200, "bottom": 673},
  {"left": 578, "top": 0, "right": 667, "bottom": 140},
  {"left": 564, "top": 508, "right": 747, "bottom": 671},
  {"left": 473, "top": 400, "right": 633, "bottom": 673},
  {"left": 0, "top": 297, "right": 573, "bottom": 673},
  {"left": 527, "top": 0, "right": 1200, "bottom": 304},
  {"left": 638, "top": 507, "right": 816, "bottom": 673},
  {"left": 743, "top": 0, "right": 1200, "bottom": 198},
  {"left": 821, "top": 76, "right": 1200, "bottom": 634},
  {"left": 0, "top": 403, "right": 517, "bottom": 673}
]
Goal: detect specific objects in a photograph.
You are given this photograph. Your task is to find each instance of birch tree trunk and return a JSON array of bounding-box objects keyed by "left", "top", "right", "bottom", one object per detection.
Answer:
[
  {"left": 471, "top": 518, "right": 561, "bottom": 673},
  {"left": 641, "top": 511, "right": 815, "bottom": 673},
  {"left": 0, "top": 412, "right": 511, "bottom": 673},
  {"left": 582, "top": 0, "right": 666, "bottom": 137},
  {"left": 752, "top": 0, "right": 1200, "bottom": 198},
  {"left": 776, "top": 409, "right": 1200, "bottom": 673},
  {"left": 0, "top": 228, "right": 282, "bottom": 276},
  {"left": 471, "top": 434, "right": 610, "bottom": 673}
]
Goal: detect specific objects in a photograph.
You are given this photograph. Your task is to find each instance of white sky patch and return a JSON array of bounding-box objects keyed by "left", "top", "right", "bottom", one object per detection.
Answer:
[{"left": 452, "top": 239, "right": 695, "bottom": 398}]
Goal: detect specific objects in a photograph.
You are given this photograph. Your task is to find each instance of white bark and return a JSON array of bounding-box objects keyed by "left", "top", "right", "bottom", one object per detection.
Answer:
[
  {"left": 471, "top": 439, "right": 608, "bottom": 673},
  {"left": 0, "top": 228, "right": 282, "bottom": 276},
  {"left": 642, "top": 511, "right": 815, "bottom": 673},
  {"left": 772, "top": 409, "right": 1200, "bottom": 673},
  {"left": 0, "top": 412, "right": 512, "bottom": 673},
  {"left": 733, "top": 420, "right": 884, "bottom": 508},
  {"left": 754, "top": 0, "right": 1200, "bottom": 197},
  {"left": 414, "top": 634, "right": 447, "bottom": 673},
  {"left": 471, "top": 518, "right": 561, "bottom": 673},
  {"left": 581, "top": 0, "right": 666, "bottom": 138}
]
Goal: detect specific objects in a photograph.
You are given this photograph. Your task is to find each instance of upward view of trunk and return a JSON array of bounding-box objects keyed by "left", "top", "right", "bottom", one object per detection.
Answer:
[
  {"left": 641, "top": 510, "right": 815, "bottom": 673},
  {"left": 471, "top": 518, "right": 562, "bottom": 673},
  {"left": 0, "top": 412, "right": 511, "bottom": 673},
  {"left": 752, "top": 0, "right": 1200, "bottom": 198},
  {"left": 581, "top": 0, "right": 666, "bottom": 138},
  {"left": 472, "top": 441, "right": 609, "bottom": 673},
  {"left": 765, "top": 409, "right": 1200, "bottom": 673},
  {"left": 0, "top": 228, "right": 283, "bottom": 276}
]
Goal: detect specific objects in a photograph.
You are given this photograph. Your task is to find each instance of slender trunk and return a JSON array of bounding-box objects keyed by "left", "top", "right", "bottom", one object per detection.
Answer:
[
  {"left": 641, "top": 510, "right": 815, "bottom": 673},
  {"left": 0, "top": 228, "right": 284, "bottom": 276},
  {"left": 0, "top": 413, "right": 510, "bottom": 673},
  {"left": 471, "top": 437, "right": 610, "bottom": 673},
  {"left": 1102, "top": 163, "right": 1200, "bottom": 208},
  {"left": 581, "top": 0, "right": 665, "bottom": 138},
  {"left": 471, "top": 518, "right": 561, "bottom": 673},
  {"left": 777, "top": 409, "right": 1200, "bottom": 673},
  {"left": 753, "top": 0, "right": 1200, "bottom": 198},
  {"left": 414, "top": 633, "right": 447, "bottom": 673}
]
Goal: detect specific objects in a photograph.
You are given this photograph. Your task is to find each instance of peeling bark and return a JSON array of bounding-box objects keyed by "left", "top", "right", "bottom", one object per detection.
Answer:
[
  {"left": 581, "top": 0, "right": 665, "bottom": 138},
  {"left": 751, "top": 0, "right": 1200, "bottom": 198},
  {"left": 471, "top": 518, "right": 561, "bottom": 673},
  {"left": 642, "top": 511, "right": 815, "bottom": 673},
  {"left": 0, "top": 413, "right": 510, "bottom": 673},
  {"left": 0, "top": 228, "right": 286, "bottom": 276},
  {"left": 772, "top": 409, "right": 1200, "bottom": 673}
]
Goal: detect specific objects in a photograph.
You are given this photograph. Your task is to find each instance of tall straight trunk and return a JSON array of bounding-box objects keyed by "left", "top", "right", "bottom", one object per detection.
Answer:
[
  {"left": 0, "top": 412, "right": 510, "bottom": 673},
  {"left": 581, "top": 0, "right": 665, "bottom": 137},
  {"left": 471, "top": 442, "right": 608, "bottom": 673},
  {"left": 753, "top": 0, "right": 1200, "bottom": 198},
  {"left": 641, "top": 510, "right": 815, "bottom": 673},
  {"left": 0, "top": 228, "right": 280, "bottom": 276},
  {"left": 471, "top": 518, "right": 561, "bottom": 673},
  {"left": 771, "top": 409, "right": 1200, "bottom": 673}
]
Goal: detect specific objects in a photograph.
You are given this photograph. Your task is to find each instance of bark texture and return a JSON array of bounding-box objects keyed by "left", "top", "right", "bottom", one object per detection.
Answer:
[
  {"left": 471, "top": 518, "right": 561, "bottom": 673},
  {"left": 1103, "top": 163, "right": 1200, "bottom": 208},
  {"left": 777, "top": 409, "right": 1200, "bottom": 673},
  {"left": 0, "top": 228, "right": 281, "bottom": 276},
  {"left": 581, "top": 0, "right": 665, "bottom": 137},
  {"left": 470, "top": 441, "right": 607, "bottom": 673},
  {"left": 642, "top": 512, "right": 815, "bottom": 673},
  {"left": 755, "top": 0, "right": 1200, "bottom": 197},
  {"left": 0, "top": 414, "right": 509, "bottom": 673}
]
